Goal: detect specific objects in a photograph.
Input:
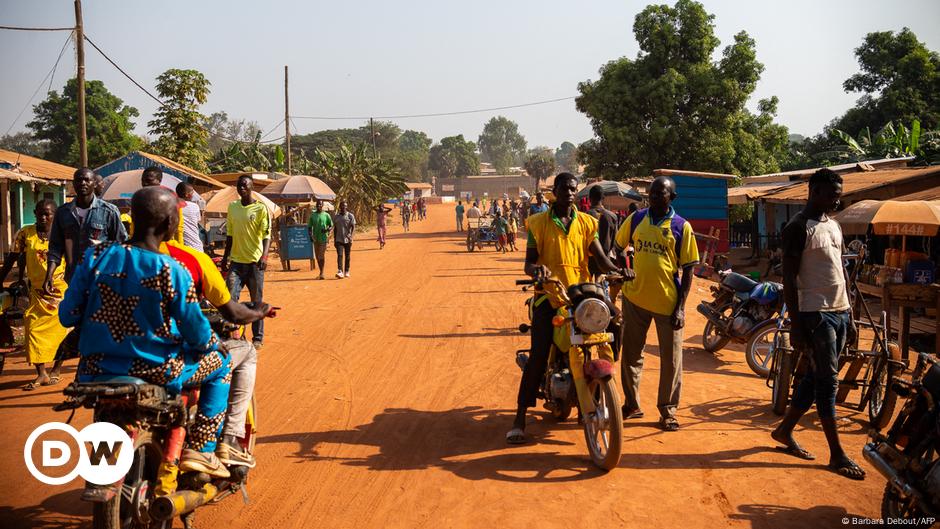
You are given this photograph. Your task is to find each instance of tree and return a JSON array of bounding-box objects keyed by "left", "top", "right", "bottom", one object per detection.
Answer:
[
  {"left": 829, "top": 119, "right": 940, "bottom": 163},
  {"left": 555, "top": 141, "right": 579, "bottom": 172},
  {"left": 397, "top": 130, "right": 432, "bottom": 182},
  {"left": 203, "top": 111, "right": 261, "bottom": 154},
  {"left": 833, "top": 28, "right": 940, "bottom": 136},
  {"left": 27, "top": 78, "right": 142, "bottom": 167},
  {"left": 311, "top": 142, "right": 407, "bottom": 222},
  {"left": 429, "top": 135, "right": 479, "bottom": 178},
  {"left": 523, "top": 150, "right": 555, "bottom": 190},
  {"left": 0, "top": 132, "right": 49, "bottom": 158},
  {"left": 478, "top": 116, "right": 527, "bottom": 173},
  {"left": 149, "top": 69, "right": 211, "bottom": 172},
  {"left": 576, "top": 0, "right": 786, "bottom": 178}
]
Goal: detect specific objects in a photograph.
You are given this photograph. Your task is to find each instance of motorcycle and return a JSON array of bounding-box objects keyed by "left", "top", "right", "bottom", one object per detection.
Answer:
[
  {"left": 515, "top": 275, "right": 624, "bottom": 470},
  {"left": 863, "top": 352, "right": 940, "bottom": 520},
  {"left": 55, "top": 313, "right": 258, "bottom": 529},
  {"left": 0, "top": 281, "right": 28, "bottom": 375},
  {"left": 696, "top": 270, "right": 784, "bottom": 377}
]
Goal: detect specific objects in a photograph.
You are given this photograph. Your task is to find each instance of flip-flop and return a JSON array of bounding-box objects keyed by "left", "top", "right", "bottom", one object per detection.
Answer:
[
  {"left": 829, "top": 459, "right": 866, "bottom": 480},
  {"left": 506, "top": 428, "right": 526, "bottom": 445},
  {"left": 46, "top": 375, "right": 61, "bottom": 386},
  {"left": 22, "top": 381, "right": 40, "bottom": 391},
  {"left": 775, "top": 444, "right": 816, "bottom": 460}
]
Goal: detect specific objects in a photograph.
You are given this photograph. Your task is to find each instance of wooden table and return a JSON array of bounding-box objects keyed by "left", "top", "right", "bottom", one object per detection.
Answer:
[{"left": 857, "top": 282, "right": 940, "bottom": 359}]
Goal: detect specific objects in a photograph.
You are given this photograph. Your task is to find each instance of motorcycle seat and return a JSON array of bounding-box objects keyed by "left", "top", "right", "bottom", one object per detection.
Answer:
[
  {"left": 721, "top": 272, "right": 759, "bottom": 293},
  {"left": 86, "top": 375, "right": 148, "bottom": 385}
]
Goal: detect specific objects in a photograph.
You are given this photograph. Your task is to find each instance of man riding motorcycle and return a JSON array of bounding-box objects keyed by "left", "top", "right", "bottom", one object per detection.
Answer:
[
  {"left": 162, "top": 236, "right": 270, "bottom": 468},
  {"left": 507, "top": 172, "right": 632, "bottom": 444}
]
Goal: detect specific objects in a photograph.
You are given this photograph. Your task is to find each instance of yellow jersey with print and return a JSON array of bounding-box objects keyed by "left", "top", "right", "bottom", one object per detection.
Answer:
[
  {"left": 526, "top": 209, "right": 598, "bottom": 308},
  {"left": 161, "top": 240, "right": 231, "bottom": 307},
  {"left": 13, "top": 225, "right": 67, "bottom": 293},
  {"left": 226, "top": 200, "right": 271, "bottom": 264},
  {"left": 614, "top": 208, "right": 699, "bottom": 316}
]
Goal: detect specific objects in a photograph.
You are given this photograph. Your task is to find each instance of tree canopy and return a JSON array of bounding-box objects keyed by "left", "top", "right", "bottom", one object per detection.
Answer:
[
  {"left": 149, "top": 69, "right": 212, "bottom": 172},
  {"left": 524, "top": 150, "right": 555, "bottom": 188},
  {"left": 27, "top": 78, "right": 142, "bottom": 167},
  {"left": 477, "top": 116, "right": 527, "bottom": 173},
  {"left": 576, "top": 0, "right": 787, "bottom": 178},
  {"left": 554, "top": 141, "right": 579, "bottom": 173},
  {"left": 429, "top": 135, "right": 479, "bottom": 178}
]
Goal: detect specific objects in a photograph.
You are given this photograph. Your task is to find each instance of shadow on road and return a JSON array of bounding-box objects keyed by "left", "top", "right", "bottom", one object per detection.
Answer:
[
  {"left": 258, "top": 406, "right": 610, "bottom": 483},
  {"left": 0, "top": 488, "right": 89, "bottom": 529},
  {"left": 729, "top": 503, "right": 869, "bottom": 529},
  {"left": 399, "top": 327, "right": 519, "bottom": 339}
]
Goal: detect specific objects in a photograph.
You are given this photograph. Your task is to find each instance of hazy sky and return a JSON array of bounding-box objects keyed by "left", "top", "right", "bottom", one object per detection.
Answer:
[{"left": 2, "top": 0, "right": 939, "bottom": 151}]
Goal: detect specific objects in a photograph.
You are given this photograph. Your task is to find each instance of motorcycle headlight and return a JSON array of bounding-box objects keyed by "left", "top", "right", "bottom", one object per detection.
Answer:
[{"left": 574, "top": 298, "right": 611, "bottom": 334}]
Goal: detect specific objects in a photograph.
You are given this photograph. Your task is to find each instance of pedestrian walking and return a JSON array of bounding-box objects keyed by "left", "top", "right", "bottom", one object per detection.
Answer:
[
  {"left": 455, "top": 201, "right": 465, "bottom": 232},
  {"left": 333, "top": 200, "right": 356, "bottom": 278},
  {"left": 401, "top": 201, "right": 411, "bottom": 232},
  {"left": 613, "top": 175, "right": 699, "bottom": 431},
  {"left": 221, "top": 175, "right": 271, "bottom": 348},
  {"left": 307, "top": 200, "right": 333, "bottom": 280},
  {"left": 375, "top": 204, "right": 392, "bottom": 249},
  {"left": 176, "top": 181, "right": 204, "bottom": 251}
]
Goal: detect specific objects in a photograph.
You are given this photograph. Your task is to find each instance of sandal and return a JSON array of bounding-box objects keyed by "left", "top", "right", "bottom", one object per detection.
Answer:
[
  {"left": 22, "top": 381, "right": 40, "bottom": 391},
  {"left": 46, "top": 375, "right": 61, "bottom": 386},
  {"left": 775, "top": 444, "right": 816, "bottom": 460},
  {"left": 622, "top": 407, "right": 645, "bottom": 420},
  {"left": 829, "top": 458, "right": 866, "bottom": 480},
  {"left": 506, "top": 427, "right": 526, "bottom": 445},
  {"left": 660, "top": 416, "right": 679, "bottom": 431}
]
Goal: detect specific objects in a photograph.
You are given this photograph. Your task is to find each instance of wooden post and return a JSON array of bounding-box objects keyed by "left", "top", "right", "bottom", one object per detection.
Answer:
[
  {"left": 74, "top": 0, "right": 88, "bottom": 167},
  {"left": 284, "top": 65, "right": 291, "bottom": 176},
  {"left": 370, "top": 117, "right": 377, "bottom": 159}
]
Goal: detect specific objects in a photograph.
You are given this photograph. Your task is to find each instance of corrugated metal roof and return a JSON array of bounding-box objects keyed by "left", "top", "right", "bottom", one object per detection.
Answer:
[
  {"left": 0, "top": 167, "right": 49, "bottom": 183},
  {"left": 405, "top": 182, "right": 432, "bottom": 189},
  {"left": 895, "top": 185, "right": 940, "bottom": 201},
  {"left": 761, "top": 166, "right": 940, "bottom": 204},
  {"left": 653, "top": 168, "right": 736, "bottom": 180},
  {"left": 744, "top": 157, "right": 914, "bottom": 182},
  {"left": 0, "top": 148, "right": 74, "bottom": 182},
  {"left": 137, "top": 151, "right": 227, "bottom": 189},
  {"left": 727, "top": 182, "right": 798, "bottom": 205}
]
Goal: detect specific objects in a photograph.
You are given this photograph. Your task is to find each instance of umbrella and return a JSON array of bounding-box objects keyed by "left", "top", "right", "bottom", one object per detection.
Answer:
[
  {"left": 203, "top": 186, "right": 281, "bottom": 219},
  {"left": 100, "top": 169, "right": 203, "bottom": 207},
  {"left": 835, "top": 200, "right": 940, "bottom": 236},
  {"left": 260, "top": 174, "right": 336, "bottom": 203},
  {"left": 577, "top": 180, "right": 642, "bottom": 201}
]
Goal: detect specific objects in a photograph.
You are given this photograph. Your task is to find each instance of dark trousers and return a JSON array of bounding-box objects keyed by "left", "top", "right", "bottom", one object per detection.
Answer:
[
  {"left": 335, "top": 242, "right": 352, "bottom": 273},
  {"left": 226, "top": 261, "right": 264, "bottom": 342},
  {"left": 517, "top": 299, "right": 555, "bottom": 408},
  {"left": 790, "top": 310, "right": 849, "bottom": 419}
]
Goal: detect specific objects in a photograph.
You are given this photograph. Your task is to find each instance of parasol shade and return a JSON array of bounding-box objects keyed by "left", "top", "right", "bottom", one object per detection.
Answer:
[
  {"left": 260, "top": 174, "right": 336, "bottom": 203},
  {"left": 576, "top": 180, "right": 642, "bottom": 210},
  {"left": 203, "top": 186, "right": 281, "bottom": 219},
  {"left": 834, "top": 199, "right": 940, "bottom": 236},
  {"left": 101, "top": 169, "right": 202, "bottom": 206}
]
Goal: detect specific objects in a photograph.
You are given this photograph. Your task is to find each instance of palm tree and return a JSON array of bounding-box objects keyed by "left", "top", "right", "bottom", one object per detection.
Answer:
[{"left": 312, "top": 143, "right": 407, "bottom": 221}]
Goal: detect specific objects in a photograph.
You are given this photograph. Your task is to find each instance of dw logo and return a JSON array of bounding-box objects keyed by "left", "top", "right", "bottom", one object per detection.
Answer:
[{"left": 24, "top": 422, "right": 134, "bottom": 485}]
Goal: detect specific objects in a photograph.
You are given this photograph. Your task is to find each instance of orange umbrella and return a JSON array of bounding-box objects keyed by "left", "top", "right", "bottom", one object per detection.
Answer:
[
  {"left": 203, "top": 186, "right": 281, "bottom": 219},
  {"left": 835, "top": 200, "right": 940, "bottom": 236},
  {"left": 260, "top": 174, "right": 336, "bottom": 203}
]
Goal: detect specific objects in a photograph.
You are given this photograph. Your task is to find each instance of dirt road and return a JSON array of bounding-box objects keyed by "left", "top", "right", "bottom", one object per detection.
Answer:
[{"left": 1, "top": 204, "right": 884, "bottom": 528}]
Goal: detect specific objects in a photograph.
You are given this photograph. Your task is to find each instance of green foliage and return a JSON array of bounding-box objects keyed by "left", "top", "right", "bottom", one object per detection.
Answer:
[
  {"left": 828, "top": 119, "right": 940, "bottom": 162},
  {"left": 208, "top": 131, "right": 277, "bottom": 173},
  {"left": 27, "top": 78, "right": 142, "bottom": 167},
  {"left": 429, "top": 135, "right": 479, "bottom": 178},
  {"left": 523, "top": 150, "right": 555, "bottom": 189},
  {"left": 397, "top": 130, "right": 433, "bottom": 182},
  {"left": 0, "top": 132, "right": 49, "bottom": 158},
  {"left": 148, "top": 69, "right": 211, "bottom": 172},
  {"left": 554, "top": 141, "right": 578, "bottom": 172},
  {"left": 203, "top": 111, "right": 261, "bottom": 153},
  {"left": 729, "top": 203, "right": 753, "bottom": 224},
  {"left": 575, "top": 0, "right": 787, "bottom": 178},
  {"left": 834, "top": 28, "right": 940, "bottom": 135},
  {"left": 310, "top": 142, "right": 407, "bottom": 222},
  {"left": 477, "top": 116, "right": 527, "bottom": 173}
]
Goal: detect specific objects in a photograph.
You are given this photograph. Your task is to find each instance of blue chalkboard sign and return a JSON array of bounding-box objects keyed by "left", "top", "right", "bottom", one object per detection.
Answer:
[{"left": 280, "top": 224, "right": 313, "bottom": 260}]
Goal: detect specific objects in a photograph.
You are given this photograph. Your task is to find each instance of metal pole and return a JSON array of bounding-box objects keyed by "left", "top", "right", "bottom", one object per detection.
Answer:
[
  {"left": 370, "top": 117, "right": 377, "bottom": 159},
  {"left": 74, "top": 0, "right": 87, "bottom": 167},
  {"left": 284, "top": 65, "right": 291, "bottom": 176}
]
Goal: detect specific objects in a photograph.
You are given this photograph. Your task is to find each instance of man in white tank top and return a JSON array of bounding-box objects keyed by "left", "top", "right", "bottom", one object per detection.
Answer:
[{"left": 771, "top": 168, "right": 865, "bottom": 480}]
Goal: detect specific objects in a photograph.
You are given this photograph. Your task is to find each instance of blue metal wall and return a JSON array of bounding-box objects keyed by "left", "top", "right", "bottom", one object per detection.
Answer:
[
  {"left": 96, "top": 152, "right": 193, "bottom": 183},
  {"left": 669, "top": 175, "right": 728, "bottom": 220}
]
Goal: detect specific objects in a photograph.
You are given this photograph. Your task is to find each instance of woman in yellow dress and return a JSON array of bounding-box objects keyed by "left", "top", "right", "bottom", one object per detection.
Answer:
[{"left": 0, "top": 199, "right": 69, "bottom": 390}]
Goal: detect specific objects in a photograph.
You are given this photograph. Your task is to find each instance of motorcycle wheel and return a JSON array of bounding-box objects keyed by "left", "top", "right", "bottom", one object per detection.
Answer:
[
  {"left": 869, "top": 341, "right": 903, "bottom": 430},
  {"left": 771, "top": 341, "right": 793, "bottom": 416},
  {"left": 582, "top": 377, "right": 623, "bottom": 471},
  {"left": 745, "top": 320, "right": 781, "bottom": 378},
  {"left": 881, "top": 483, "right": 922, "bottom": 521},
  {"left": 93, "top": 430, "right": 167, "bottom": 529},
  {"left": 702, "top": 302, "right": 733, "bottom": 353}
]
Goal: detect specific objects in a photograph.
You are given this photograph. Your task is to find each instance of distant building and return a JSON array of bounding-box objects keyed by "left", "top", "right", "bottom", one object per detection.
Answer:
[{"left": 0, "top": 149, "right": 71, "bottom": 253}]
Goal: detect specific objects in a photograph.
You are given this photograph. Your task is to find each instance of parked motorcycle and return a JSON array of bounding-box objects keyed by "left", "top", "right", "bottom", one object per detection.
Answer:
[
  {"left": 863, "top": 352, "right": 940, "bottom": 521},
  {"left": 696, "top": 271, "right": 784, "bottom": 376},
  {"left": 516, "top": 275, "right": 624, "bottom": 470},
  {"left": 0, "top": 281, "right": 28, "bottom": 375}
]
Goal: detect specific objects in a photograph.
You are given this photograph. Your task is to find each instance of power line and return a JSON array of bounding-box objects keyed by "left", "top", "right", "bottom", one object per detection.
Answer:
[
  {"left": 260, "top": 118, "right": 284, "bottom": 140},
  {"left": 290, "top": 96, "right": 576, "bottom": 121},
  {"left": 4, "top": 31, "right": 73, "bottom": 136},
  {"left": 0, "top": 25, "right": 74, "bottom": 31},
  {"left": 83, "top": 33, "right": 165, "bottom": 107}
]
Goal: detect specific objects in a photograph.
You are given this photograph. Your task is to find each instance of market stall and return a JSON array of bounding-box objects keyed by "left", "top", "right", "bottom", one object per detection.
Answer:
[{"left": 259, "top": 175, "right": 336, "bottom": 271}]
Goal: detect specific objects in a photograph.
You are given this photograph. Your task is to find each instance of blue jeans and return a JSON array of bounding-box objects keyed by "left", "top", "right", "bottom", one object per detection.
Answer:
[
  {"left": 226, "top": 261, "right": 264, "bottom": 342},
  {"left": 790, "top": 310, "right": 849, "bottom": 419}
]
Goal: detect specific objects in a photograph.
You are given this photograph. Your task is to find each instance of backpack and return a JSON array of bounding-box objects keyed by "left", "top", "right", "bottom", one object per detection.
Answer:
[{"left": 628, "top": 208, "right": 687, "bottom": 257}]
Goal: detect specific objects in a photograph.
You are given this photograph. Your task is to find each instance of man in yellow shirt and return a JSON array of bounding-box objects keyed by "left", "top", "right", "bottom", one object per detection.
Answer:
[
  {"left": 221, "top": 175, "right": 271, "bottom": 348},
  {"left": 614, "top": 176, "right": 699, "bottom": 431},
  {"left": 507, "top": 172, "right": 628, "bottom": 445}
]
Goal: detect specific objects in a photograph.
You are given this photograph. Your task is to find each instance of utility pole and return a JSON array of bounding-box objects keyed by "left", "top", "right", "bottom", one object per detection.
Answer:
[
  {"left": 74, "top": 0, "right": 88, "bottom": 167},
  {"left": 369, "top": 117, "right": 377, "bottom": 159},
  {"left": 284, "top": 65, "right": 291, "bottom": 176}
]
